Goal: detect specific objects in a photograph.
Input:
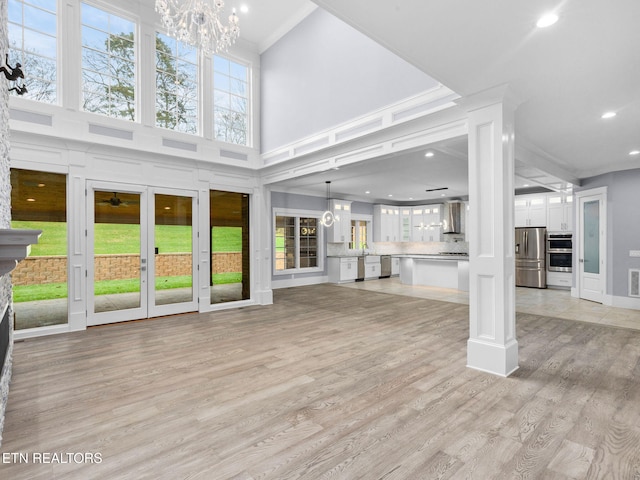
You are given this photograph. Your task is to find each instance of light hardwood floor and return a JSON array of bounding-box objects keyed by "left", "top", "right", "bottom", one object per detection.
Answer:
[{"left": 2, "top": 284, "right": 640, "bottom": 479}]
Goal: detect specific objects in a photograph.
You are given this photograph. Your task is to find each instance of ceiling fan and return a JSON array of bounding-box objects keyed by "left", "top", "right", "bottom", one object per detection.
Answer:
[{"left": 97, "top": 192, "right": 137, "bottom": 207}]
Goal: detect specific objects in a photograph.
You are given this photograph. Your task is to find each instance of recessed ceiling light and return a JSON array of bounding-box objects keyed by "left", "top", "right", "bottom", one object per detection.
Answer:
[
  {"left": 365, "top": 191, "right": 370, "bottom": 194},
  {"left": 240, "top": 5, "right": 249, "bottom": 13},
  {"left": 523, "top": 184, "right": 530, "bottom": 187},
  {"left": 536, "top": 12, "right": 558, "bottom": 28},
  {"left": 441, "top": 193, "right": 446, "bottom": 197},
  {"left": 27, "top": 198, "right": 36, "bottom": 202},
  {"left": 164, "top": 206, "right": 171, "bottom": 210},
  {"left": 630, "top": 150, "right": 640, "bottom": 156},
  {"left": 425, "top": 152, "right": 434, "bottom": 157},
  {"left": 37, "top": 183, "right": 46, "bottom": 187},
  {"left": 388, "top": 194, "right": 393, "bottom": 197},
  {"left": 601, "top": 111, "right": 616, "bottom": 119}
]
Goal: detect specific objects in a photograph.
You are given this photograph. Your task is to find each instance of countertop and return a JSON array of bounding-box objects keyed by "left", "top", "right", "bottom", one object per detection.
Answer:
[
  {"left": 328, "top": 254, "right": 469, "bottom": 260},
  {"left": 395, "top": 254, "right": 470, "bottom": 261}
]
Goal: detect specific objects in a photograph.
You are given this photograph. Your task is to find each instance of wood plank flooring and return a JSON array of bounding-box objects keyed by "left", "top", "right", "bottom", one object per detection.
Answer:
[{"left": 1, "top": 284, "right": 640, "bottom": 479}]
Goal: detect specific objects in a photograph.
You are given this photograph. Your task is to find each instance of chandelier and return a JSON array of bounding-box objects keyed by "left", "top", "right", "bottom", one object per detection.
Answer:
[{"left": 155, "top": 0, "right": 240, "bottom": 56}]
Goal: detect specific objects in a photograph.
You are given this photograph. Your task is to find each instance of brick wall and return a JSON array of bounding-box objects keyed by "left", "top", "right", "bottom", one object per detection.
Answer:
[
  {"left": 212, "top": 253, "right": 242, "bottom": 274},
  {"left": 12, "top": 253, "right": 244, "bottom": 285}
]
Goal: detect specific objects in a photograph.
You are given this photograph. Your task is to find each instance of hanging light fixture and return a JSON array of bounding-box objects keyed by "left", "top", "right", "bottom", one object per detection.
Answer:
[
  {"left": 320, "top": 181, "right": 336, "bottom": 227},
  {"left": 155, "top": 0, "right": 240, "bottom": 56}
]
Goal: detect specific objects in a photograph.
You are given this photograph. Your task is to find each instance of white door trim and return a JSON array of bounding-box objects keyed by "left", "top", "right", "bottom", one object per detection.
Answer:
[{"left": 575, "top": 187, "right": 607, "bottom": 303}]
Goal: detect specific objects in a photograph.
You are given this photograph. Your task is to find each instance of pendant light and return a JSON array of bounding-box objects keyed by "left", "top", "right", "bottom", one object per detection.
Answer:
[{"left": 320, "top": 181, "right": 335, "bottom": 227}]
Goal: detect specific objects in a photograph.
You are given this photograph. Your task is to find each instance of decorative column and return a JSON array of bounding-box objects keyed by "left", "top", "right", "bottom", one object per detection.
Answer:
[{"left": 464, "top": 87, "right": 519, "bottom": 376}]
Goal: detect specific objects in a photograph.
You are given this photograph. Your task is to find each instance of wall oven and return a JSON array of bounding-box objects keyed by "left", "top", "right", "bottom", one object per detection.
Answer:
[{"left": 547, "top": 233, "right": 572, "bottom": 272}]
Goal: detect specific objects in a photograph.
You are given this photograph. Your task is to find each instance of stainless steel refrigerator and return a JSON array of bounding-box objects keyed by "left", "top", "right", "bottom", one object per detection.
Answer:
[{"left": 515, "top": 227, "right": 546, "bottom": 288}]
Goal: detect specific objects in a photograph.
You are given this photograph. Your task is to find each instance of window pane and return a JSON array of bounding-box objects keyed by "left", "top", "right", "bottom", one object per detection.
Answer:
[
  {"left": 11, "top": 169, "right": 68, "bottom": 330},
  {"left": 81, "top": 3, "right": 136, "bottom": 120},
  {"left": 155, "top": 32, "right": 198, "bottom": 133},
  {"left": 23, "top": 5, "right": 56, "bottom": 34},
  {"left": 23, "top": 28, "right": 56, "bottom": 58},
  {"left": 213, "top": 55, "right": 229, "bottom": 73},
  {"left": 213, "top": 55, "right": 249, "bottom": 146},
  {"left": 8, "top": 0, "right": 57, "bottom": 103}
]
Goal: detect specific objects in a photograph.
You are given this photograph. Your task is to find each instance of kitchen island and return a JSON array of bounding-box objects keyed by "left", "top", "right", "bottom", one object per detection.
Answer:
[{"left": 398, "top": 254, "right": 469, "bottom": 291}]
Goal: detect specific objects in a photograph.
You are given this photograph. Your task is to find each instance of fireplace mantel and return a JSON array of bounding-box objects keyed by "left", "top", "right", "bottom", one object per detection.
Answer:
[{"left": 0, "top": 229, "right": 42, "bottom": 275}]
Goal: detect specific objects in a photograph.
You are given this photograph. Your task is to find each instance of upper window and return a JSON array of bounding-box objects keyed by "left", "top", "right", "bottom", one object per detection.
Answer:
[
  {"left": 7, "top": 0, "right": 57, "bottom": 103},
  {"left": 213, "top": 55, "right": 248, "bottom": 146},
  {"left": 155, "top": 33, "right": 198, "bottom": 134},
  {"left": 81, "top": 3, "right": 136, "bottom": 121}
]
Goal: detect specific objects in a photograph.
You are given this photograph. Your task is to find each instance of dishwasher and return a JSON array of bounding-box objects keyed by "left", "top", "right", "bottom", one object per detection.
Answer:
[
  {"left": 356, "top": 256, "right": 365, "bottom": 281},
  {"left": 380, "top": 255, "right": 392, "bottom": 278}
]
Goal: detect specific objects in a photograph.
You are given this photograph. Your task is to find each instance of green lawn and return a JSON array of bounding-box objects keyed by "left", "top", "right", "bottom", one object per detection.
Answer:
[
  {"left": 11, "top": 221, "right": 243, "bottom": 255},
  {"left": 11, "top": 220, "right": 244, "bottom": 301},
  {"left": 13, "top": 273, "right": 242, "bottom": 303}
]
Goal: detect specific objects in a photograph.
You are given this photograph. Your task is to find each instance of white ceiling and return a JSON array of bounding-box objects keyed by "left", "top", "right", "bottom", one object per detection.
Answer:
[{"left": 233, "top": 0, "right": 640, "bottom": 202}]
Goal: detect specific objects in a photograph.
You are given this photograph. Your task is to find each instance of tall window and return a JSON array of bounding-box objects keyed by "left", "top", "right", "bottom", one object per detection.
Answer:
[
  {"left": 7, "top": 0, "right": 57, "bottom": 103},
  {"left": 11, "top": 169, "right": 68, "bottom": 330},
  {"left": 213, "top": 55, "right": 248, "bottom": 146},
  {"left": 210, "top": 191, "right": 250, "bottom": 304},
  {"left": 155, "top": 33, "right": 198, "bottom": 134},
  {"left": 81, "top": 3, "right": 136, "bottom": 120},
  {"left": 275, "top": 215, "right": 321, "bottom": 272}
]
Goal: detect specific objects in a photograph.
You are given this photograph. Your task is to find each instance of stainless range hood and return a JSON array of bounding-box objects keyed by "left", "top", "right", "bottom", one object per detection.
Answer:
[{"left": 443, "top": 202, "right": 463, "bottom": 234}]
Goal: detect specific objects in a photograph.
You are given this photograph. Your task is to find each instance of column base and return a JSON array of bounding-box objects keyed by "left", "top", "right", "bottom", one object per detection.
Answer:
[{"left": 467, "top": 338, "right": 518, "bottom": 377}]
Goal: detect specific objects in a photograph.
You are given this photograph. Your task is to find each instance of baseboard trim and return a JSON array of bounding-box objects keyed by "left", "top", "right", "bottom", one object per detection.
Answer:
[{"left": 272, "top": 276, "right": 327, "bottom": 289}]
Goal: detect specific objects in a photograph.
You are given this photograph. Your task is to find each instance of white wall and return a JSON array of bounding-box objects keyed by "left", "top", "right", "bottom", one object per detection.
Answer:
[{"left": 260, "top": 8, "right": 440, "bottom": 153}]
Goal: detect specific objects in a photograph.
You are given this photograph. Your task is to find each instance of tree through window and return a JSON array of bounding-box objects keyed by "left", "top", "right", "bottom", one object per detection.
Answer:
[
  {"left": 213, "top": 55, "right": 248, "bottom": 146},
  {"left": 81, "top": 3, "right": 136, "bottom": 120},
  {"left": 155, "top": 33, "right": 198, "bottom": 134}
]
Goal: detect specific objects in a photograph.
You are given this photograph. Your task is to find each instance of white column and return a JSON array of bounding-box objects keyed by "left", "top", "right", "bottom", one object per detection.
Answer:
[{"left": 465, "top": 89, "right": 518, "bottom": 377}]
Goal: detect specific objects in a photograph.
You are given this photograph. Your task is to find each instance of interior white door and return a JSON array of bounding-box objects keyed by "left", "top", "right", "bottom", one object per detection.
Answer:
[{"left": 578, "top": 193, "right": 605, "bottom": 303}]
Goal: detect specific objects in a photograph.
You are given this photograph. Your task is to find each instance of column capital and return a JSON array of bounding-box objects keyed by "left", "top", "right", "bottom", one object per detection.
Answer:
[{"left": 455, "top": 83, "right": 523, "bottom": 114}]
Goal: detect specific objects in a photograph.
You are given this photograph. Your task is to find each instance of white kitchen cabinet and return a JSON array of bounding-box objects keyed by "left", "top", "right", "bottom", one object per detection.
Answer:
[
  {"left": 364, "top": 255, "right": 381, "bottom": 279},
  {"left": 327, "top": 257, "right": 358, "bottom": 283},
  {"left": 515, "top": 195, "right": 547, "bottom": 227},
  {"left": 547, "top": 271, "right": 571, "bottom": 288},
  {"left": 547, "top": 194, "right": 573, "bottom": 232},
  {"left": 373, "top": 205, "right": 399, "bottom": 242},
  {"left": 328, "top": 199, "right": 351, "bottom": 243},
  {"left": 400, "top": 209, "right": 412, "bottom": 242},
  {"left": 411, "top": 205, "right": 442, "bottom": 242},
  {"left": 391, "top": 257, "right": 400, "bottom": 276}
]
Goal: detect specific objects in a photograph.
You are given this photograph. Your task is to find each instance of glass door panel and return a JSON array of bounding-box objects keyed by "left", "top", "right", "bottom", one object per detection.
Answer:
[
  {"left": 153, "top": 193, "right": 195, "bottom": 309},
  {"left": 210, "top": 190, "right": 250, "bottom": 304},
  {"left": 583, "top": 200, "right": 600, "bottom": 274},
  {"left": 89, "top": 186, "right": 147, "bottom": 325}
]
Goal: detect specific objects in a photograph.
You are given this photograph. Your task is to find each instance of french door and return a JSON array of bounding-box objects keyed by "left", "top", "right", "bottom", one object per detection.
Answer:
[{"left": 87, "top": 182, "right": 198, "bottom": 326}]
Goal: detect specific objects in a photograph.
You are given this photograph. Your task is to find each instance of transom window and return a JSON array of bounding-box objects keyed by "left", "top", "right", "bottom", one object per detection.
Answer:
[
  {"left": 274, "top": 214, "right": 322, "bottom": 273},
  {"left": 81, "top": 3, "right": 136, "bottom": 120},
  {"left": 7, "top": 0, "right": 57, "bottom": 103},
  {"left": 213, "top": 55, "right": 248, "bottom": 146},
  {"left": 155, "top": 33, "right": 198, "bottom": 134}
]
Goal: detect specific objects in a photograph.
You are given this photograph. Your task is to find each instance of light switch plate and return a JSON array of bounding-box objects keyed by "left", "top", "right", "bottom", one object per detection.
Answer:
[{"left": 630, "top": 250, "right": 640, "bottom": 257}]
